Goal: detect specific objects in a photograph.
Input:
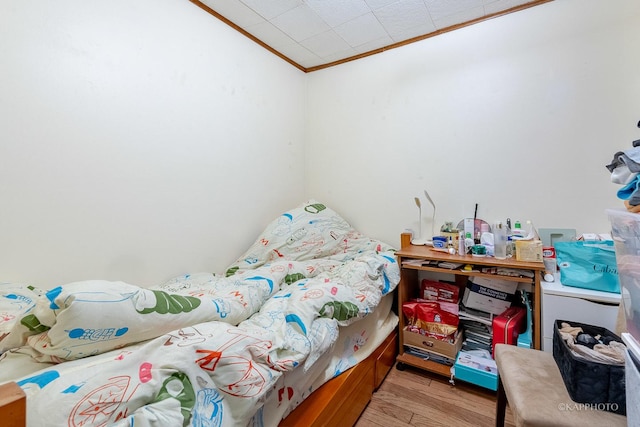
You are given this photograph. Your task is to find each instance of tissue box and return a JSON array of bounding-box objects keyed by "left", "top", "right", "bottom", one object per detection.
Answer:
[{"left": 515, "top": 239, "right": 543, "bottom": 262}]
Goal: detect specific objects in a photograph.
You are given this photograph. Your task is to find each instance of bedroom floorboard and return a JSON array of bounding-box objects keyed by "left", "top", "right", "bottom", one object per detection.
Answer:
[{"left": 356, "top": 363, "right": 516, "bottom": 427}]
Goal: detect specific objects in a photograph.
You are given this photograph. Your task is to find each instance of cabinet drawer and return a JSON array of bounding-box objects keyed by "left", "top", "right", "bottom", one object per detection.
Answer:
[
  {"left": 374, "top": 331, "right": 398, "bottom": 389},
  {"left": 403, "top": 327, "right": 462, "bottom": 359},
  {"left": 542, "top": 293, "right": 619, "bottom": 352},
  {"left": 0, "top": 382, "right": 26, "bottom": 427}
]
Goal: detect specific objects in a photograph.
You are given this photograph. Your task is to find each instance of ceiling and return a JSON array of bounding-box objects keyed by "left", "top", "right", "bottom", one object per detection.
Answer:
[{"left": 191, "top": 0, "right": 552, "bottom": 72}]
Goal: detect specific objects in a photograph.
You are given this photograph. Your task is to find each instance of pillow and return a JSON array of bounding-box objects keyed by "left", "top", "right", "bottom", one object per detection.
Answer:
[
  {"left": 227, "top": 199, "right": 394, "bottom": 273},
  {"left": 0, "top": 283, "right": 45, "bottom": 353}
]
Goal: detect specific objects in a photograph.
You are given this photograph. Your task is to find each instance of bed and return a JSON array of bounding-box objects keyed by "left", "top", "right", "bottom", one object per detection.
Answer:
[{"left": 0, "top": 200, "right": 399, "bottom": 427}]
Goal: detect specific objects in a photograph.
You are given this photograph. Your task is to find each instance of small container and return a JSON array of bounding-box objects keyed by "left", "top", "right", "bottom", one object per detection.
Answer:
[
  {"left": 493, "top": 222, "right": 507, "bottom": 259},
  {"left": 458, "top": 231, "right": 465, "bottom": 255},
  {"left": 432, "top": 236, "right": 448, "bottom": 249},
  {"left": 506, "top": 236, "right": 515, "bottom": 257},
  {"left": 471, "top": 245, "right": 486, "bottom": 256},
  {"left": 401, "top": 232, "right": 412, "bottom": 248}
]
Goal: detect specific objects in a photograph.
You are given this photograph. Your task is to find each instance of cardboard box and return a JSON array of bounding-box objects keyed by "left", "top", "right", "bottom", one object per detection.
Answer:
[
  {"left": 515, "top": 239, "right": 543, "bottom": 262},
  {"left": 462, "top": 277, "right": 518, "bottom": 315},
  {"left": 454, "top": 351, "right": 498, "bottom": 391},
  {"left": 403, "top": 327, "right": 463, "bottom": 359},
  {"left": 441, "top": 231, "right": 460, "bottom": 248}
]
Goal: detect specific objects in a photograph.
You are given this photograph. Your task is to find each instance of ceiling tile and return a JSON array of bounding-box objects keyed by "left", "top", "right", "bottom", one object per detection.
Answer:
[
  {"left": 389, "top": 21, "right": 438, "bottom": 43},
  {"left": 306, "top": 0, "right": 371, "bottom": 27},
  {"left": 335, "top": 12, "right": 389, "bottom": 48},
  {"left": 193, "top": 0, "right": 551, "bottom": 70},
  {"left": 239, "top": 0, "right": 303, "bottom": 20},
  {"left": 484, "top": 0, "right": 535, "bottom": 15},
  {"left": 200, "top": 0, "right": 265, "bottom": 27},
  {"left": 425, "top": 0, "right": 484, "bottom": 21},
  {"left": 432, "top": 6, "right": 485, "bottom": 30},
  {"left": 277, "top": 43, "right": 323, "bottom": 67},
  {"left": 352, "top": 35, "right": 396, "bottom": 54},
  {"left": 300, "top": 30, "right": 353, "bottom": 59},
  {"left": 245, "top": 21, "right": 296, "bottom": 50},
  {"left": 271, "top": 4, "right": 331, "bottom": 42},
  {"left": 364, "top": 0, "right": 401, "bottom": 10},
  {"left": 373, "top": 0, "right": 433, "bottom": 37},
  {"left": 321, "top": 47, "right": 360, "bottom": 64}
]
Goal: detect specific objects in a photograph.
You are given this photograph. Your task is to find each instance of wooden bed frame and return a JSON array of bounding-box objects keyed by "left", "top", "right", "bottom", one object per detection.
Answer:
[
  {"left": 0, "top": 330, "right": 397, "bottom": 427},
  {"left": 280, "top": 329, "right": 398, "bottom": 427},
  {"left": 0, "top": 381, "right": 26, "bottom": 427}
]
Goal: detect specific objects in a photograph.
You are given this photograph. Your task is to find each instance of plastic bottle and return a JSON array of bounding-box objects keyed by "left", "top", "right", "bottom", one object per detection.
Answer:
[
  {"left": 525, "top": 220, "right": 539, "bottom": 239},
  {"left": 494, "top": 222, "right": 507, "bottom": 259},
  {"left": 458, "top": 231, "right": 465, "bottom": 255}
]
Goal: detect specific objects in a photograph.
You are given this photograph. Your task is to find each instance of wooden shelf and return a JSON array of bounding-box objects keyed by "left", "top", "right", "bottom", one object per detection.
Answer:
[
  {"left": 396, "top": 244, "right": 545, "bottom": 271},
  {"left": 396, "top": 353, "right": 453, "bottom": 377},
  {"left": 395, "top": 233, "right": 545, "bottom": 379},
  {"left": 401, "top": 263, "right": 535, "bottom": 284}
]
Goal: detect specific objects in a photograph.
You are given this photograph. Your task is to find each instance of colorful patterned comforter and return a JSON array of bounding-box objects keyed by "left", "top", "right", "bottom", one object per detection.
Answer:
[{"left": 0, "top": 200, "right": 399, "bottom": 427}]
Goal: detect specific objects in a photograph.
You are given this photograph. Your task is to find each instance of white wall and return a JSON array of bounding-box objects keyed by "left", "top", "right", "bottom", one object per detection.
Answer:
[
  {"left": 2, "top": 0, "right": 639, "bottom": 288},
  {"left": 0, "top": 0, "right": 307, "bottom": 287},
  {"left": 306, "top": 0, "right": 640, "bottom": 248}
]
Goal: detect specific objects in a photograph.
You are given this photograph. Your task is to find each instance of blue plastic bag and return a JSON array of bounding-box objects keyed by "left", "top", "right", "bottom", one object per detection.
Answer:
[{"left": 554, "top": 240, "right": 620, "bottom": 293}]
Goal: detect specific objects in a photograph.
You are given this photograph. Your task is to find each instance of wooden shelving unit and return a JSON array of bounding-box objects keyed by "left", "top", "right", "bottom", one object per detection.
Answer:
[{"left": 395, "top": 233, "right": 545, "bottom": 376}]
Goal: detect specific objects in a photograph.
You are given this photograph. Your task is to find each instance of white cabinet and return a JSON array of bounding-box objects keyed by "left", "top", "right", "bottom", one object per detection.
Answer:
[{"left": 541, "top": 276, "right": 621, "bottom": 352}]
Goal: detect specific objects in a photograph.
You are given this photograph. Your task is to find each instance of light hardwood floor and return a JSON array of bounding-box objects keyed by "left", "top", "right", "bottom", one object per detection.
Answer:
[{"left": 355, "top": 363, "right": 516, "bottom": 427}]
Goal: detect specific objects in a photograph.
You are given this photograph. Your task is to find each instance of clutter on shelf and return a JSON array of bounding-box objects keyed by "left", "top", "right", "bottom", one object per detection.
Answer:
[
  {"left": 407, "top": 193, "right": 548, "bottom": 263},
  {"left": 435, "top": 214, "right": 543, "bottom": 263}
]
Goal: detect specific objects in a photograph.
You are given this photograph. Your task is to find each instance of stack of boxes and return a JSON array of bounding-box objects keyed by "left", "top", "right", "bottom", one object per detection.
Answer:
[
  {"left": 401, "top": 272, "right": 530, "bottom": 391},
  {"left": 455, "top": 276, "right": 521, "bottom": 390},
  {"left": 401, "top": 279, "right": 463, "bottom": 367}
]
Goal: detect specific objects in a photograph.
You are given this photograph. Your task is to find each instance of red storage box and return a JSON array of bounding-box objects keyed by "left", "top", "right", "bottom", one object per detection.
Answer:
[{"left": 492, "top": 306, "right": 526, "bottom": 354}]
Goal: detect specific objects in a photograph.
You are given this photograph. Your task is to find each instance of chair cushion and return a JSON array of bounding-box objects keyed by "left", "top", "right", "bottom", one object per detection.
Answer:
[{"left": 494, "top": 344, "right": 626, "bottom": 427}]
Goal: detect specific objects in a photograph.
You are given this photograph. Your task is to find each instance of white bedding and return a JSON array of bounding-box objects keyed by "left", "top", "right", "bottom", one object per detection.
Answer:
[{"left": 0, "top": 200, "right": 399, "bottom": 426}]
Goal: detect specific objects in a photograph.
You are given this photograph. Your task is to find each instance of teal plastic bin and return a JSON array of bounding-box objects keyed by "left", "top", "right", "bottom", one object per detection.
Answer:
[{"left": 454, "top": 350, "right": 498, "bottom": 391}]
